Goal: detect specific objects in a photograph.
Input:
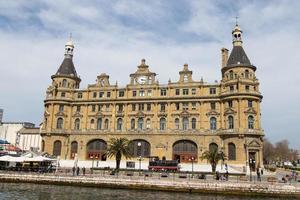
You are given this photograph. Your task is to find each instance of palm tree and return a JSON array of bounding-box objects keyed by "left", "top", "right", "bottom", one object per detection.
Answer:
[
  {"left": 105, "top": 138, "right": 132, "bottom": 171},
  {"left": 201, "top": 148, "right": 226, "bottom": 173}
]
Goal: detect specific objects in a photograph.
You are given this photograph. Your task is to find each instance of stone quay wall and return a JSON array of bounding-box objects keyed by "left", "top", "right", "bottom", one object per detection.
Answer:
[{"left": 0, "top": 173, "right": 299, "bottom": 198}]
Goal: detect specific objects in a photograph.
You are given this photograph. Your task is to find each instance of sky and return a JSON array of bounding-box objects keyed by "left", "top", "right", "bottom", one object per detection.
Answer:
[{"left": 0, "top": 0, "right": 299, "bottom": 148}]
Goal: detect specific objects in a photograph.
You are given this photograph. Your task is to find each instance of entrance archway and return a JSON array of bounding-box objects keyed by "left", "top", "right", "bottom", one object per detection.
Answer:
[
  {"left": 172, "top": 140, "right": 197, "bottom": 163},
  {"left": 86, "top": 139, "right": 107, "bottom": 161},
  {"left": 129, "top": 139, "right": 151, "bottom": 157}
]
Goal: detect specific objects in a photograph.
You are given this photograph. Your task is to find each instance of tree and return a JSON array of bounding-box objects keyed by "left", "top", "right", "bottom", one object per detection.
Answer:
[
  {"left": 201, "top": 148, "right": 226, "bottom": 173},
  {"left": 263, "top": 138, "right": 275, "bottom": 164},
  {"left": 105, "top": 138, "right": 132, "bottom": 171}
]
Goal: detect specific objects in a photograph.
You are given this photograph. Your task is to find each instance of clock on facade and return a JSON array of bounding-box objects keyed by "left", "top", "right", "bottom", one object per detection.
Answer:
[{"left": 137, "top": 76, "right": 147, "bottom": 84}]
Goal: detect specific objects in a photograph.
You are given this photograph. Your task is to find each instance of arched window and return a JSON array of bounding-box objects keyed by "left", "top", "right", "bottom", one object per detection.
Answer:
[
  {"left": 248, "top": 116, "right": 254, "bottom": 129},
  {"left": 183, "top": 117, "right": 189, "bottom": 130},
  {"left": 209, "top": 143, "right": 218, "bottom": 152},
  {"left": 87, "top": 139, "right": 107, "bottom": 160},
  {"left": 245, "top": 70, "right": 249, "bottom": 79},
  {"left": 129, "top": 140, "right": 151, "bottom": 157},
  {"left": 117, "top": 118, "right": 123, "bottom": 130},
  {"left": 62, "top": 79, "right": 67, "bottom": 87},
  {"left": 159, "top": 118, "right": 166, "bottom": 130},
  {"left": 228, "top": 143, "right": 236, "bottom": 160},
  {"left": 53, "top": 140, "right": 62, "bottom": 156},
  {"left": 104, "top": 119, "right": 109, "bottom": 130},
  {"left": 210, "top": 117, "right": 217, "bottom": 130},
  {"left": 74, "top": 118, "right": 80, "bottom": 130},
  {"left": 229, "top": 70, "right": 234, "bottom": 80},
  {"left": 56, "top": 118, "right": 63, "bottom": 129},
  {"left": 191, "top": 118, "right": 196, "bottom": 129},
  {"left": 90, "top": 119, "right": 95, "bottom": 129},
  {"left": 97, "top": 118, "right": 102, "bottom": 130},
  {"left": 228, "top": 116, "right": 234, "bottom": 129},
  {"left": 131, "top": 119, "right": 135, "bottom": 130},
  {"left": 70, "top": 141, "right": 78, "bottom": 159},
  {"left": 146, "top": 118, "right": 151, "bottom": 129},
  {"left": 138, "top": 118, "right": 143, "bottom": 130},
  {"left": 175, "top": 118, "right": 180, "bottom": 130}
]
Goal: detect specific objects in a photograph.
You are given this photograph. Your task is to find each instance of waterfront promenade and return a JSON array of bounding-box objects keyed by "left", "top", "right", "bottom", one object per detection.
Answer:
[{"left": 0, "top": 170, "right": 299, "bottom": 198}]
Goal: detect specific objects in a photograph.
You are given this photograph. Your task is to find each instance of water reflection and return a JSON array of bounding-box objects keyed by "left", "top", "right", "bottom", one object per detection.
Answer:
[{"left": 0, "top": 183, "right": 296, "bottom": 200}]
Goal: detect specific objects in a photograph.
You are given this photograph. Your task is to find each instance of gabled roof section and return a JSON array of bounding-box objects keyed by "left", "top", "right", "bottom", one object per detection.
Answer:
[
  {"left": 226, "top": 46, "right": 251, "bottom": 66},
  {"left": 56, "top": 57, "right": 78, "bottom": 76}
]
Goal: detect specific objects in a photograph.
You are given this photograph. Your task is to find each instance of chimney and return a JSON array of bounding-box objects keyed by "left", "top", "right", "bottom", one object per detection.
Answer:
[
  {"left": 221, "top": 48, "right": 229, "bottom": 68},
  {"left": 0, "top": 109, "right": 3, "bottom": 124}
]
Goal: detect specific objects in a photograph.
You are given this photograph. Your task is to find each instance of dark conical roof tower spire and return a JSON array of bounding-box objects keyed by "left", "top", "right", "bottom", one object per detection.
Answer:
[
  {"left": 226, "top": 24, "right": 252, "bottom": 67},
  {"left": 55, "top": 34, "right": 78, "bottom": 77}
]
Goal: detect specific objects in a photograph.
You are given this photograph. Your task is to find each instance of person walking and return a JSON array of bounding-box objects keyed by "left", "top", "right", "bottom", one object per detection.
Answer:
[
  {"left": 82, "top": 167, "right": 86, "bottom": 176},
  {"left": 256, "top": 168, "right": 261, "bottom": 182},
  {"left": 72, "top": 166, "right": 76, "bottom": 176},
  {"left": 76, "top": 166, "right": 80, "bottom": 176}
]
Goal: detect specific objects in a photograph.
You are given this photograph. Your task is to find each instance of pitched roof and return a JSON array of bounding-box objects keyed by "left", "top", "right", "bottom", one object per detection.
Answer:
[
  {"left": 56, "top": 57, "right": 78, "bottom": 76},
  {"left": 226, "top": 46, "right": 251, "bottom": 66}
]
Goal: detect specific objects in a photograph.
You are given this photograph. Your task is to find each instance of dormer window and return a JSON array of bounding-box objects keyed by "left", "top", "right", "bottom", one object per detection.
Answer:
[
  {"left": 119, "top": 90, "right": 125, "bottom": 97},
  {"left": 77, "top": 93, "right": 82, "bottom": 98}
]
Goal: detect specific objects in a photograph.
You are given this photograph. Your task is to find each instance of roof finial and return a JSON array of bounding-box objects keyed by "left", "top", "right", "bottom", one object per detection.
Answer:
[
  {"left": 69, "top": 32, "right": 72, "bottom": 41},
  {"left": 235, "top": 16, "right": 239, "bottom": 26}
]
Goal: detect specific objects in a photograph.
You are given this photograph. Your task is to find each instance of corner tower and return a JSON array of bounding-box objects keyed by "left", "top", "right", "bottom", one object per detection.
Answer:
[
  {"left": 220, "top": 24, "right": 264, "bottom": 170},
  {"left": 51, "top": 36, "right": 81, "bottom": 90}
]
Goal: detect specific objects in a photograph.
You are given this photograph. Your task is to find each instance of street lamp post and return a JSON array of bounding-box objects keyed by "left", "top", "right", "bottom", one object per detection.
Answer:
[
  {"left": 137, "top": 142, "right": 142, "bottom": 176},
  {"left": 189, "top": 156, "right": 195, "bottom": 178},
  {"left": 249, "top": 159, "right": 256, "bottom": 181},
  {"left": 90, "top": 155, "right": 94, "bottom": 174}
]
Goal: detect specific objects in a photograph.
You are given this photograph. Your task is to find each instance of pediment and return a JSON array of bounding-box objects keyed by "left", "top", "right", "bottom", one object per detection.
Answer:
[
  {"left": 179, "top": 110, "right": 190, "bottom": 117},
  {"left": 55, "top": 111, "right": 67, "bottom": 117},
  {"left": 244, "top": 107, "right": 257, "bottom": 115},
  {"left": 206, "top": 110, "right": 220, "bottom": 116},
  {"left": 95, "top": 111, "right": 104, "bottom": 117},
  {"left": 224, "top": 108, "right": 237, "bottom": 116},
  {"left": 72, "top": 112, "right": 83, "bottom": 118},
  {"left": 158, "top": 112, "right": 167, "bottom": 117},
  {"left": 247, "top": 139, "right": 261, "bottom": 147}
]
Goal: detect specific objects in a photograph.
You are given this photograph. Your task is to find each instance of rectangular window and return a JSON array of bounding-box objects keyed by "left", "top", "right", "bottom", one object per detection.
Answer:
[
  {"left": 61, "top": 92, "right": 65, "bottom": 97},
  {"left": 211, "top": 102, "right": 216, "bottom": 110},
  {"left": 76, "top": 105, "right": 81, "bottom": 112},
  {"left": 132, "top": 91, "right": 136, "bottom": 97},
  {"left": 98, "top": 105, "right": 102, "bottom": 111},
  {"left": 119, "top": 90, "right": 125, "bottom": 97},
  {"left": 92, "top": 105, "right": 96, "bottom": 112},
  {"left": 248, "top": 100, "right": 253, "bottom": 108},
  {"left": 230, "top": 86, "right": 234, "bottom": 92},
  {"left": 107, "top": 92, "right": 111, "bottom": 98},
  {"left": 138, "top": 104, "right": 144, "bottom": 111},
  {"left": 147, "top": 90, "right": 152, "bottom": 96},
  {"left": 160, "top": 89, "right": 167, "bottom": 96},
  {"left": 183, "top": 102, "right": 188, "bottom": 111},
  {"left": 139, "top": 90, "right": 145, "bottom": 97},
  {"left": 176, "top": 103, "right": 180, "bottom": 110},
  {"left": 192, "top": 88, "right": 196, "bottom": 95},
  {"left": 118, "top": 104, "right": 123, "bottom": 112},
  {"left": 228, "top": 101, "right": 233, "bottom": 108},
  {"left": 209, "top": 88, "right": 216, "bottom": 95},
  {"left": 183, "top": 89, "right": 189, "bottom": 95},
  {"left": 147, "top": 103, "right": 151, "bottom": 111},
  {"left": 59, "top": 105, "right": 64, "bottom": 112},
  {"left": 175, "top": 89, "right": 180, "bottom": 95},
  {"left": 99, "top": 92, "right": 104, "bottom": 98},
  {"left": 160, "top": 103, "right": 166, "bottom": 112},
  {"left": 245, "top": 85, "right": 250, "bottom": 91},
  {"left": 192, "top": 102, "right": 196, "bottom": 110},
  {"left": 105, "top": 104, "right": 109, "bottom": 111},
  {"left": 93, "top": 92, "right": 97, "bottom": 98},
  {"left": 132, "top": 104, "right": 136, "bottom": 111},
  {"left": 77, "top": 93, "right": 82, "bottom": 98}
]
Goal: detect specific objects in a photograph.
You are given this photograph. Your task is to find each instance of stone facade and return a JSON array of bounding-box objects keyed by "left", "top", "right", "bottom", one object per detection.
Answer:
[{"left": 41, "top": 24, "right": 264, "bottom": 169}]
